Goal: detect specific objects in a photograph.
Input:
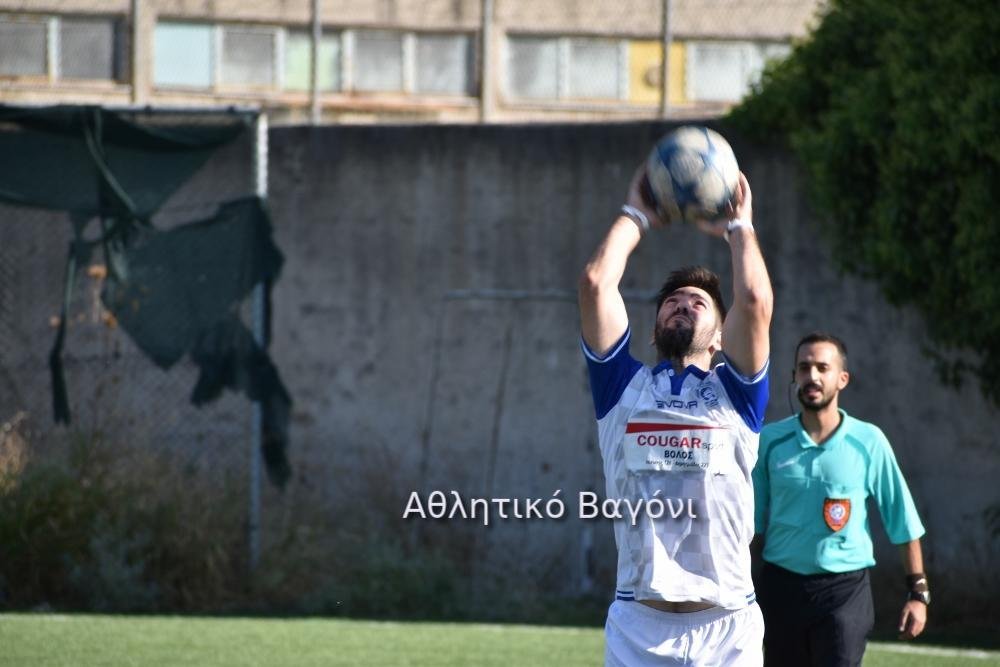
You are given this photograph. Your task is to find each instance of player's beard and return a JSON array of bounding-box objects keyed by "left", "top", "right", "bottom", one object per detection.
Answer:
[
  {"left": 654, "top": 318, "right": 714, "bottom": 361},
  {"left": 797, "top": 383, "right": 835, "bottom": 411}
]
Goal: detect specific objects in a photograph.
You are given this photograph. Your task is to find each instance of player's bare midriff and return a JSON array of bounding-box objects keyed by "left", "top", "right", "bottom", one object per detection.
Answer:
[{"left": 639, "top": 599, "right": 717, "bottom": 613}]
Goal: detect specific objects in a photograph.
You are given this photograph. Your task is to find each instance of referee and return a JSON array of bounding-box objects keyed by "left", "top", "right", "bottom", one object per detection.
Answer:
[{"left": 751, "top": 333, "right": 928, "bottom": 667}]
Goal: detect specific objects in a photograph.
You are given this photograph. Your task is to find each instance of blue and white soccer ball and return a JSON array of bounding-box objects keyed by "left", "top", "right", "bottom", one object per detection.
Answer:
[{"left": 643, "top": 126, "right": 740, "bottom": 224}]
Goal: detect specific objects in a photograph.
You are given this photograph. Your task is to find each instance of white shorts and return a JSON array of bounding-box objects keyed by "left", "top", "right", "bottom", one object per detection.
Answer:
[{"left": 604, "top": 600, "right": 764, "bottom": 667}]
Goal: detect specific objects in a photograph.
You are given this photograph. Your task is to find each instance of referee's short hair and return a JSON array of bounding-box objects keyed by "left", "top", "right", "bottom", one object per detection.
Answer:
[{"left": 795, "top": 332, "right": 848, "bottom": 371}]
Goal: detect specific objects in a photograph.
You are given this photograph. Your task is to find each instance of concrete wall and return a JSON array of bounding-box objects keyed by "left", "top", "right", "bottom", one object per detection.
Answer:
[{"left": 264, "top": 121, "right": 1000, "bottom": 624}]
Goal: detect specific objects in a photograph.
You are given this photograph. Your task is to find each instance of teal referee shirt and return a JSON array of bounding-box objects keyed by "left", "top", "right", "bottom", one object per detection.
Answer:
[{"left": 752, "top": 410, "right": 925, "bottom": 575}]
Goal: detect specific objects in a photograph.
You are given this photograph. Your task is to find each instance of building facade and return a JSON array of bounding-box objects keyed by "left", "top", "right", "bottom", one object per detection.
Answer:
[{"left": 0, "top": 0, "right": 822, "bottom": 123}]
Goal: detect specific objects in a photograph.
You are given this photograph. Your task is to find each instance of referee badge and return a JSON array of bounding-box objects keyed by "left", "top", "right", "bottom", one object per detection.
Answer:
[{"left": 823, "top": 498, "right": 851, "bottom": 532}]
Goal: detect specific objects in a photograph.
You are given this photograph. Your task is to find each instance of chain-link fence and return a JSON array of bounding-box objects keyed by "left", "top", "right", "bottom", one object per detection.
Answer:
[
  {"left": 0, "top": 0, "right": 823, "bottom": 124},
  {"left": 0, "top": 113, "right": 260, "bottom": 458},
  {"left": 0, "top": 110, "right": 276, "bottom": 609}
]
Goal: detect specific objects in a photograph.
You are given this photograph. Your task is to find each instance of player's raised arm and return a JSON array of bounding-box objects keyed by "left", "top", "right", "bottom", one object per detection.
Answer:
[
  {"left": 701, "top": 173, "right": 773, "bottom": 376},
  {"left": 578, "top": 167, "right": 663, "bottom": 356}
]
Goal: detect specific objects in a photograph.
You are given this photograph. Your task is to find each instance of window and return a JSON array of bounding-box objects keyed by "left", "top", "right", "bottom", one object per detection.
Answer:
[
  {"left": 284, "top": 31, "right": 341, "bottom": 92},
  {"left": 353, "top": 30, "right": 404, "bottom": 92},
  {"left": 0, "top": 17, "right": 47, "bottom": 77},
  {"left": 155, "top": 22, "right": 284, "bottom": 90},
  {"left": 154, "top": 22, "right": 214, "bottom": 88},
  {"left": 507, "top": 35, "right": 627, "bottom": 102},
  {"left": 0, "top": 14, "right": 124, "bottom": 81},
  {"left": 221, "top": 26, "right": 275, "bottom": 87},
  {"left": 346, "top": 29, "right": 475, "bottom": 96},
  {"left": 60, "top": 17, "right": 119, "bottom": 80},
  {"left": 568, "top": 38, "right": 623, "bottom": 99},
  {"left": 686, "top": 42, "right": 747, "bottom": 102},
  {"left": 415, "top": 33, "right": 474, "bottom": 95},
  {"left": 507, "top": 36, "right": 559, "bottom": 99},
  {"left": 686, "top": 41, "right": 791, "bottom": 102},
  {"left": 152, "top": 21, "right": 473, "bottom": 98}
]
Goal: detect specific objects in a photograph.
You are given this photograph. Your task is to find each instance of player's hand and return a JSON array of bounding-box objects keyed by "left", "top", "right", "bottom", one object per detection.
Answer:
[
  {"left": 898, "top": 599, "right": 927, "bottom": 640},
  {"left": 694, "top": 171, "right": 752, "bottom": 238},
  {"left": 624, "top": 164, "right": 668, "bottom": 229},
  {"left": 728, "top": 171, "right": 752, "bottom": 222}
]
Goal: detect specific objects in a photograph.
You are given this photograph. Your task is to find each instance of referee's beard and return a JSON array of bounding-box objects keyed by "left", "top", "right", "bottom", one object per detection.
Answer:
[{"left": 797, "top": 383, "right": 836, "bottom": 412}]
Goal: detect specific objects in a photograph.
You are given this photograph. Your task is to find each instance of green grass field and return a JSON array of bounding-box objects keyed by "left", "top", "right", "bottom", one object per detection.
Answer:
[{"left": 1, "top": 614, "right": 997, "bottom": 666}]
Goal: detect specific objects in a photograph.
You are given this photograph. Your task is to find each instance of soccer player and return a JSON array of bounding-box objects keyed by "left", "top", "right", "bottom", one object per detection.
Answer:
[
  {"left": 752, "top": 333, "right": 928, "bottom": 667},
  {"left": 579, "top": 165, "right": 772, "bottom": 666}
]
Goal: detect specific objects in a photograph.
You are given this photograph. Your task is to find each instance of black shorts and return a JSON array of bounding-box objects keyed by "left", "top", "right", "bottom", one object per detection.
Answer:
[{"left": 757, "top": 561, "right": 874, "bottom": 667}]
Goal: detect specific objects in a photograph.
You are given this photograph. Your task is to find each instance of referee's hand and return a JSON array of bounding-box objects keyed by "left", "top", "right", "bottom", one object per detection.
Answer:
[{"left": 898, "top": 599, "right": 927, "bottom": 640}]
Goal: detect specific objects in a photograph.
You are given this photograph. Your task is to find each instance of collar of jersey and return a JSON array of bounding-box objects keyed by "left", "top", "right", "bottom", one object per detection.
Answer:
[
  {"left": 794, "top": 408, "right": 848, "bottom": 448},
  {"left": 651, "top": 362, "right": 708, "bottom": 378},
  {"left": 652, "top": 362, "right": 708, "bottom": 395}
]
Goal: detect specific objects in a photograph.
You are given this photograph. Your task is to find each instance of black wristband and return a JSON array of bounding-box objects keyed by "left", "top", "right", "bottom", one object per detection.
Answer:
[{"left": 906, "top": 573, "right": 929, "bottom": 592}]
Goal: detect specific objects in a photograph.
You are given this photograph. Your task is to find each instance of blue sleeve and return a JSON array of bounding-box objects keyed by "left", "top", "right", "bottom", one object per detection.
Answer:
[
  {"left": 581, "top": 329, "right": 642, "bottom": 420},
  {"left": 716, "top": 356, "right": 770, "bottom": 433},
  {"left": 867, "top": 429, "right": 926, "bottom": 544}
]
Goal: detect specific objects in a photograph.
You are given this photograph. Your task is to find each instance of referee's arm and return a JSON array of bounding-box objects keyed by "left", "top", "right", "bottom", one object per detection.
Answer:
[{"left": 897, "top": 539, "right": 927, "bottom": 640}]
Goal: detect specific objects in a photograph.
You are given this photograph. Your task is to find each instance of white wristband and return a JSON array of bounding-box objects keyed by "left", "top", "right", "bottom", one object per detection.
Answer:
[
  {"left": 620, "top": 204, "right": 650, "bottom": 234},
  {"left": 724, "top": 218, "right": 753, "bottom": 242}
]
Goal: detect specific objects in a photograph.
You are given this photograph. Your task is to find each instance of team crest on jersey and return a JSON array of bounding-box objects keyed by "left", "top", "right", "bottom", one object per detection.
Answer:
[
  {"left": 698, "top": 384, "right": 720, "bottom": 408},
  {"left": 823, "top": 498, "right": 851, "bottom": 532}
]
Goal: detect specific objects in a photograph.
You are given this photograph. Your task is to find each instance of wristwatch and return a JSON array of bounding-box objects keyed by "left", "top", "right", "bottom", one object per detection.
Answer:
[{"left": 907, "top": 589, "right": 931, "bottom": 606}]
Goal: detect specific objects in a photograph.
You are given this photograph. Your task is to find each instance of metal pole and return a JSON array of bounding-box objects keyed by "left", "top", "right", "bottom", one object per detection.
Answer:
[
  {"left": 310, "top": 0, "right": 321, "bottom": 125},
  {"left": 249, "top": 113, "right": 268, "bottom": 574},
  {"left": 130, "top": 0, "right": 142, "bottom": 105},
  {"left": 479, "top": 0, "right": 495, "bottom": 122},
  {"left": 659, "top": 0, "right": 672, "bottom": 118}
]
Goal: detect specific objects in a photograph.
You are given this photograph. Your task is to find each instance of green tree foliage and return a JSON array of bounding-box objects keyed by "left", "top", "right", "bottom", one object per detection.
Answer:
[{"left": 729, "top": 0, "right": 1000, "bottom": 400}]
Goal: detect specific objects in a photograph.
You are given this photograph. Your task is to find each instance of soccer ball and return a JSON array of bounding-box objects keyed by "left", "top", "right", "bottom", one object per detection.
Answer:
[{"left": 642, "top": 126, "right": 740, "bottom": 224}]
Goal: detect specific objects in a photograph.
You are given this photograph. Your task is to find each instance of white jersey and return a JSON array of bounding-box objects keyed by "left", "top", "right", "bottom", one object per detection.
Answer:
[{"left": 583, "top": 328, "right": 769, "bottom": 610}]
